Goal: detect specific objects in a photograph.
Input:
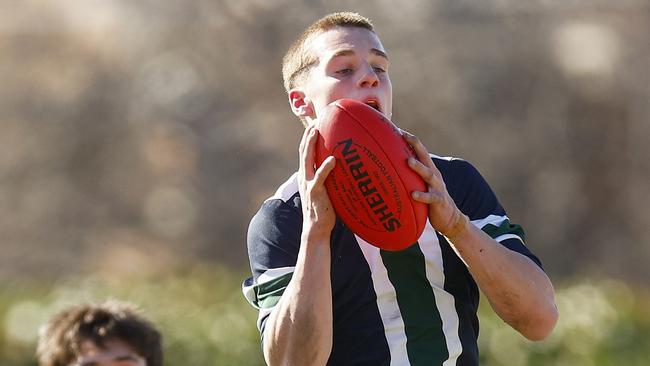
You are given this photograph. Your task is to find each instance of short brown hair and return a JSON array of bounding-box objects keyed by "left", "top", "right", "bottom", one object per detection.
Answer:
[
  {"left": 282, "top": 12, "right": 375, "bottom": 92},
  {"left": 36, "top": 300, "right": 163, "bottom": 366}
]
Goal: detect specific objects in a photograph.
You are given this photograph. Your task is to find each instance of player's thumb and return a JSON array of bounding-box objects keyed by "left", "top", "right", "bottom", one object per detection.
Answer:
[{"left": 314, "top": 156, "right": 336, "bottom": 184}]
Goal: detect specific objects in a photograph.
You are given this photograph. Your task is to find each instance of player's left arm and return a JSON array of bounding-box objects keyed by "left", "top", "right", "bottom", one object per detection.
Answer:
[{"left": 403, "top": 131, "right": 558, "bottom": 341}]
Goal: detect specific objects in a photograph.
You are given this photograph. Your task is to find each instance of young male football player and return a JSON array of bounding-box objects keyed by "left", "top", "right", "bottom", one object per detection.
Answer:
[
  {"left": 244, "top": 12, "right": 558, "bottom": 366},
  {"left": 37, "top": 300, "right": 162, "bottom": 366}
]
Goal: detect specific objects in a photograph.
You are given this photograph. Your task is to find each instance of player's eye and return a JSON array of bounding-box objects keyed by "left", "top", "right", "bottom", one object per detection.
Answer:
[
  {"left": 337, "top": 68, "right": 353, "bottom": 75},
  {"left": 373, "top": 66, "right": 386, "bottom": 74}
]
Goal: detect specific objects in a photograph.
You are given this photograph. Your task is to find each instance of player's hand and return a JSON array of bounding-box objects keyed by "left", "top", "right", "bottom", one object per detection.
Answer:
[
  {"left": 402, "top": 130, "right": 469, "bottom": 239},
  {"left": 298, "top": 125, "right": 337, "bottom": 239}
]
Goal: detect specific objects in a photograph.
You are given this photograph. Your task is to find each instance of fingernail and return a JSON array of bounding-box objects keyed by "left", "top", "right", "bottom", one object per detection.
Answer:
[{"left": 411, "top": 191, "right": 419, "bottom": 199}]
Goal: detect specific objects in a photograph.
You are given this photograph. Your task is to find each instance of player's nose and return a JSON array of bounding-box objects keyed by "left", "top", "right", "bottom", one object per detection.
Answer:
[{"left": 357, "top": 63, "right": 379, "bottom": 88}]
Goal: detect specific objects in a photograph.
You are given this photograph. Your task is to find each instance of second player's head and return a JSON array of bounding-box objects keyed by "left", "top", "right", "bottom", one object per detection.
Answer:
[
  {"left": 36, "top": 301, "right": 163, "bottom": 366},
  {"left": 282, "top": 12, "right": 392, "bottom": 126}
]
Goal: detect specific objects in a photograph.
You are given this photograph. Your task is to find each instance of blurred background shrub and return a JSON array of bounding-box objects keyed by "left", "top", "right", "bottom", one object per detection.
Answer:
[
  {"left": 0, "top": 266, "right": 264, "bottom": 366},
  {"left": 1, "top": 273, "right": 650, "bottom": 365}
]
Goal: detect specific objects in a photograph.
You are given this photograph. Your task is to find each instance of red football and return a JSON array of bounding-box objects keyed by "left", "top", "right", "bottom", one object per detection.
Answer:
[{"left": 315, "top": 99, "right": 428, "bottom": 251}]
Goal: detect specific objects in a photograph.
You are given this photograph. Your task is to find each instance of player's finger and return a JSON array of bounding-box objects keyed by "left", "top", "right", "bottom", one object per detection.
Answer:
[
  {"left": 314, "top": 155, "right": 336, "bottom": 186},
  {"left": 408, "top": 156, "right": 443, "bottom": 187},
  {"left": 302, "top": 126, "right": 318, "bottom": 179},
  {"left": 299, "top": 125, "right": 313, "bottom": 158},
  {"left": 298, "top": 126, "right": 310, "bottom": 177},
  {"left": 402, "top": 130, "right": 436, "bottom": 170},
  {"left": 411, "top": 188, "right": 443, "bottom": 204}
]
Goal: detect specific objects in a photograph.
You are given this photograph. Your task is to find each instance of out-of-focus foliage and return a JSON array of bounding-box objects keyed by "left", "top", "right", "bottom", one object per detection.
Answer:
[
  {"left": 1, "top": 270, "right": 649, "bottom": 366},
  {"left": 0, "top": 266, "right": 263, "bottom": 366},
  {"left": 479, "top": 279, "right": 650, "bottom": 366}
]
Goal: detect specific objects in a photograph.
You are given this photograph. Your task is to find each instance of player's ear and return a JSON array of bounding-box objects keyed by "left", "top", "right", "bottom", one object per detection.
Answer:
[{"left": 289, "top": 89, "right": 314, "bottom": 118}]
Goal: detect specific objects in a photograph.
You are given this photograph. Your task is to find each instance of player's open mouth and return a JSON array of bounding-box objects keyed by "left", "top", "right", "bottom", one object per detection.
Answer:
[{"left": 364, "top": 100, "right": 380, "bottom": 112}]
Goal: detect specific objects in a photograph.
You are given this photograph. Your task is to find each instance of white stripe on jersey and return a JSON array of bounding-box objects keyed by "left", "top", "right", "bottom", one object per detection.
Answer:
[
  {"left": 258, "top": 266, "right": 295, "bottom": 284},
  {"left": 429, "top": 153, "right": 456, "bottom": 161},
  {"left": 418, "top": 220, "right": 463, "bottom": 366},
  {"left": 470, "top": 214, "right": 508, "bottom": 230},
  {"left": 471, "top": 214, "right": 525, "bottom": 244},
  {"left": 355, "top": 235, "right": 410, "bottom": 366},
  {"left": 242, "top": 266, "right": 295, "bottom": 309},
  {"left": 258, "top": 308, "right": 273, "bottom": 335},
  {"left": 494, "top": 233, "right": 524, "bottom": 244},
  {"left": 265, "top": 172, "right": 298, "bottom": 203}
]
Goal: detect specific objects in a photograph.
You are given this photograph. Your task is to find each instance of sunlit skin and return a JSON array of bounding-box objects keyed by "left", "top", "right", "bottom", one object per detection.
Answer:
[
  {"left": 73, "top": 339, "right": 146, "bottom": 366},
  {"left": 264, "top": 25, "right": 558, "bottom": 366},
  {"left": 289, "top": 26, "right": 392, "bottom": 124}
]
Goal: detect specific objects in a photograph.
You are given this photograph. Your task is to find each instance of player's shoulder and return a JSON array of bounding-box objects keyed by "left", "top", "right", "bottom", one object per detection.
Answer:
[
  {"left": 429, "top": 153, "right": 480, "bottom": 180},
  {"left": 251, "top": 172, "right": 301, "bottom": 226},
  {"left": 264, "top": 172, "right": 299, "bottom": 204},
  {"left": 428, "top": 152, "right": 493, "bottom": 205},
  {"left": 248, "top": 173, "right": 303, "bottom": 255}
]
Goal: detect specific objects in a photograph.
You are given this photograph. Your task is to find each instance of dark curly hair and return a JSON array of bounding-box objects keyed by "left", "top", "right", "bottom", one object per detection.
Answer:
[{"left": 36, "top": 300, "right": 163, "bottom": 366}]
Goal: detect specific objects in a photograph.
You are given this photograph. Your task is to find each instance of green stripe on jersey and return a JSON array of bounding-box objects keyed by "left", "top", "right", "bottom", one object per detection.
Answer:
[
  {"left": 381, "top": 244, "right": 448, "bottom": 365},
  {"left": 244, "top": 272, "right": 293, "bottom": 309},
  {"left": 482, "top": 219, "right": 525, "bottom": 242}
]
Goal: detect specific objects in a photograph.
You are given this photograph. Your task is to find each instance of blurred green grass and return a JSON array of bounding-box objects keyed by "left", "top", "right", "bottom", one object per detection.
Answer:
[
  {"left": 478, "top": 278, "right": 650, "bottom": 366},
  {"left": 0, "top": 266, "right": 264, "bottom": 366},
  {"left": 1, "top": 267, "right": 649, "bottom": 365}
]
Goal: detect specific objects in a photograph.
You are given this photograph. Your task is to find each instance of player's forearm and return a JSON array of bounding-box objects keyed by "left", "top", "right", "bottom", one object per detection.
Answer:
[
  {"left": 263, "top": 230, "right": 333, "bottom": 366},
  {"left": 449, "top": 224, "right": 558, "bottom": 341}
]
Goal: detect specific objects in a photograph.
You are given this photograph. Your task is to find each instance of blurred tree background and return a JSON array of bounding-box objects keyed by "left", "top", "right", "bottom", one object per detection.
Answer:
[{"left": 1, "top": 0, "right": 649, "bottom": 365}]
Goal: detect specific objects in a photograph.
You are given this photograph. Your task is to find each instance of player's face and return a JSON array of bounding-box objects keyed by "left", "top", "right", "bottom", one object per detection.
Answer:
[
  {"left": 72, "top": 339, "right": 147, "bottom": 366},
  {"left": 292, "top": 26, "right": 392, "bottom": 124}
]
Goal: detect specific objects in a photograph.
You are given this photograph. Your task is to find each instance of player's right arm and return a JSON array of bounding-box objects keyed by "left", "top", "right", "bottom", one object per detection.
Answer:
[{"left": 263, "top": 125, "right": 336, "bottom": 366}]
